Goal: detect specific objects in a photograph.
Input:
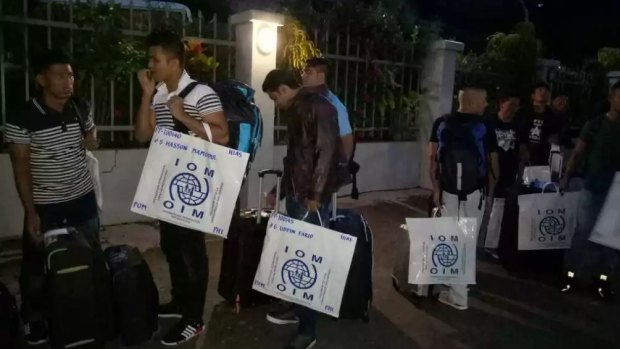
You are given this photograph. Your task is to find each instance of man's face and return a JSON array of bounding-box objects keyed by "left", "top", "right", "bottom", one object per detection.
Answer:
[
  {"left": 500, "top": 97, "right": 520, "bottom": 116},
  {"left": 532, "top": 87, "right": 550, "bottom": 105},
  {"left": 609, "top": 89, "right": 620, "bottom": 113},
  {"left": 301, "top": 66, "right": 324, "bottom": 87},
  {"left": 268, "top": 86, "right": 295, "bottom": 110},
  {"left": 552, "top": 96, "right": 568, "bottom": 113},
  {"left": 37, "top": 64, "right": 74, "bottom": 100},
  {"left": 148, "top": 46, "right": 178, "bottom": 82}
]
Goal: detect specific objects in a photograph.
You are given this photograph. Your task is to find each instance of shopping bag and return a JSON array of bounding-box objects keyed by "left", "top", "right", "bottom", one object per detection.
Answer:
[
  {"left": 523, "top": 166, "right": 551, "bottom": 186},
  {"left": 517, "top": 183, "right": 579, "bottom": 250},
  {"left": 131, "top": 127, "right": 249, "bottom": 238},
  {"left": 86, "top": 150, "right": 103, "bottom": 211},
  {"left": 252, "top": 213, "right": 357, "bottom": 317},
  {"left": 405, "top": 215, "right": 478, "bottom": 285},
  {"left": 484, "top": 198, "right": 505, "bottom": 249},
  {"left": 589, "top": 172, "right": 620, "bottom": 251}
]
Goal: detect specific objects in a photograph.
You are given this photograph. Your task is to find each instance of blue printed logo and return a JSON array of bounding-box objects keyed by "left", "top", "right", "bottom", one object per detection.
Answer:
[
  {"left": 281, "top": 259, "right": 317, "bottom": 290},
  {"left": 169, "top": 172, "right": 209, "bottom": 206},
  {"left": 432, "top": 243, "right": 459, "bottom": 268},
  {"left": 539, "top": 216, "right": 565, "bottom": 236}
]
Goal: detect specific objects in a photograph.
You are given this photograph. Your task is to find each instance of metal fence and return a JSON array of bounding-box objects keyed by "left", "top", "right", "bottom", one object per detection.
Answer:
[
  {"left": 0, "top": 0, "right": 235, "bottom": 148},
  {"left": 275, "top": 26, "right": 422, "bottom": 144}
]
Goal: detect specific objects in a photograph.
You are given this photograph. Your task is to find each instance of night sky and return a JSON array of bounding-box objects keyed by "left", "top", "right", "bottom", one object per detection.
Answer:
[{"left": 415, "top": 0, "right": 620, "bottom": 65}]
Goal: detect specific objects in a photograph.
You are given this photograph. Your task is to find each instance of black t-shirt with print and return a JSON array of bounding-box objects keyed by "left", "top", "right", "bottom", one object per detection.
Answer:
[
  {"left": 487, "top": 114, "right": 524, "bottom": 188},
  {"left": 519, "top": 107, "right": 562, "bottom": 166}
]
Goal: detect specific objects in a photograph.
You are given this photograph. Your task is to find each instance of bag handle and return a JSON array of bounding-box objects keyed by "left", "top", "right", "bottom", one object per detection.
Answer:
[
  {"left": 257, "top": 169, "right": 283, "bottom": 224},
  {"left": 541, "top": 182, "right": 559, "bottom": 194}
]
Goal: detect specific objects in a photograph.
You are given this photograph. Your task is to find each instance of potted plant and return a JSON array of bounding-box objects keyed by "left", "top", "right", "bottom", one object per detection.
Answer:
[{"left": 597, "top": 47, "right": 620, "bottom": 88}]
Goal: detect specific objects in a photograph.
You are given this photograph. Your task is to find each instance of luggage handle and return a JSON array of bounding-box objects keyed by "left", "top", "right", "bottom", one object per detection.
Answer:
[{"left": 257, "top": 169, "right": 283, "bottom": 224}]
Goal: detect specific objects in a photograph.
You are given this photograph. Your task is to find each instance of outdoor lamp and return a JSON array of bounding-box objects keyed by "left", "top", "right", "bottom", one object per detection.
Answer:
[{"left": 256, "top": 25, "right": 277, "bottom": 55}]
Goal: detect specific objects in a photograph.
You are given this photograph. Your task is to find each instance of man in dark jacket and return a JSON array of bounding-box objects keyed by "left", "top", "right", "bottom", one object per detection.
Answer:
[{"left": 262, "top": 69, "right": 340, "bottom": 349}]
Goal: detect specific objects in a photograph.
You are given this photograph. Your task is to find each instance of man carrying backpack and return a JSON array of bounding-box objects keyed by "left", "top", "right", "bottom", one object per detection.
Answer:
[
  {"left": 134, "top": 29, "right": 229, "bottom": 345},
  {"left": 428, "top": 86, "right": 500, "bottom": 310}
]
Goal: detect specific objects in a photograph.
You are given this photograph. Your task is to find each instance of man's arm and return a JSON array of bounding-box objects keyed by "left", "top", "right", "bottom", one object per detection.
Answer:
[
  {"left": 135, "top": 94, "right": 156, "bottom": 143},
  {"left": 429, "top": 142, "right": 440, "bottom": 197},
  {"left": 309, "top": 101, "right": 339, "bottom": 205},
  {"left": 517, "top": 144, "right": 529, "bottom": 183},
  {"left": 564, "top": 139, "right": 587, "bottom": 181},
  {"left": 8, "top": 144, "right": 36, "bottom": 214},
  {"left": 487, "top": 152, "right": 500, "bottom": 199}
]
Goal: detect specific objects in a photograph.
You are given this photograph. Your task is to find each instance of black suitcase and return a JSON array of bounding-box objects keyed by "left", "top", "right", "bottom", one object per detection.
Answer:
[
  {"left": 330, "top": 196, "right": 374, "bottom": 322},
  {"left": 105, "top": 245, "right": 158, "bottom": 347},
  {"left": 0, "top": 281, "right": 19, "bottom": 349},
  {"left": 218, "top": 169, "right": 282, "bottom": 311},
  {"left": 44, "top": 227, "right": 112, "bottom": 349}
]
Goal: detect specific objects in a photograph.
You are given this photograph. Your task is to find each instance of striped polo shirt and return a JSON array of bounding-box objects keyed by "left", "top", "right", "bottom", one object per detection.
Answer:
[
  {"left": 152, "top": 71, "right": 223, "bottom": 132},
  {"left": 4, "top": 98, "right": 95, "bottom": 205}
]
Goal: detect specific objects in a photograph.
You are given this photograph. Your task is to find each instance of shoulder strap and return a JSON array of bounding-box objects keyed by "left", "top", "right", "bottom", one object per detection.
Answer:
[
  {"left": 70, "top": 99, "right": 88, "bottom": 136},
  {"left": 177, "top": 81, "right": 200, "bottom": 99}
]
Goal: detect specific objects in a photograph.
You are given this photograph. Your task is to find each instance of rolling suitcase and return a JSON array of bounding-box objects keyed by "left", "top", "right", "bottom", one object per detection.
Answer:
[
  {"left": 330, "top": 194, "right": 374, "bottom": 322},
  {"left": 105, "top": 245, "right": 158, "bottom": 347},
  {"left": 45, "top": 227, "right": 112, "bottom": 349},
  {"left": 0, "top": 281, "right": 19, "bottom": 349},
  {"left": 218, "top": 169, "right": 282, "bottom": 312}
]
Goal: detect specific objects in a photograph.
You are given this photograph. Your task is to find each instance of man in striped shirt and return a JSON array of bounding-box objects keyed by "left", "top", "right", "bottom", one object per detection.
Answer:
[
  {"left": 134, "top": 29, "right": 229, "bottom": 346},
  {"left": 5, "top": 50, "right": 99, "bottom": 345}
]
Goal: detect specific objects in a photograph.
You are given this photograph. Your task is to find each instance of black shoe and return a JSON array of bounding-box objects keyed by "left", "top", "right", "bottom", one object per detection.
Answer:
[
  {"left": 159, "top": 301, "right": 182, "bottom": 319},
  {"left": 161, "top": 318, "right": 205, "bottom": 346},
  {"left": 595, "top": 277, "right": 614, "bottom": 302},
  {"left": 24, "top": 321, "right": 49, "bottom": 346},
  {"left": 266, "top": 304, "right": 299, "bottom": 325},
  {"left": 284, "top": 334, "right": 317, "bottom": 349},
  {"left": 559, "top": 271, "right": 577, "bottom": 294}
]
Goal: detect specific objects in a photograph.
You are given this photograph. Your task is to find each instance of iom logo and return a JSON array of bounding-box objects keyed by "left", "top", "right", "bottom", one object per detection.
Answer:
[
  {"left": 163, "top": 159, "right": 214, "bottom": 219},
  {"left": 277, "top": 247, "right": 322, "bottom": 301},
  {"left": 432, "top": 243, "right": 459, "bottom": 268},
  {"left": 539, "top": 215, "right": 565, "bottom": 236},
  {"left": 281, "top": 259, "right": 317, "bottom": 289},
  {"left": 169, "top": 172, "right": 209, "bottom": 206}
]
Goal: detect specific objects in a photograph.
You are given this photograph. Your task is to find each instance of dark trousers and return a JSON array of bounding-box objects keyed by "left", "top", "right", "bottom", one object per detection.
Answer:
[
  {"left": 285, "top": 195, "right": 333, "bottom": 338},
  {"left": 160, "top": 222, "right": 208, "bottom": 320},
  {"left": 20, "top": 191, "right": 100, "bottom": 323}
]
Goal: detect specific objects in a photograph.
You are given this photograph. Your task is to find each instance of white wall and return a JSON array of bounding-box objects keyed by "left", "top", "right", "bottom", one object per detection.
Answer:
[{"left": 0, "top": 142, "right": 420, "bottom": 239}]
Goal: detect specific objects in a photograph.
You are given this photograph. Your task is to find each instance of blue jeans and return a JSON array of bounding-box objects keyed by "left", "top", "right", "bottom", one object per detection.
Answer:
[
  {"left": 285, "top": 195, "right": 332, "bottom": 338},
  {"left": 564, "top": 190, "right": 620, "bottom": 279}
]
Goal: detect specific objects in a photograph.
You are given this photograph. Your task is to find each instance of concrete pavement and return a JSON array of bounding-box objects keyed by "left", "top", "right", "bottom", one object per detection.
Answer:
[{"left": 1, "top": 189, "right": 619, "bottom": 349}]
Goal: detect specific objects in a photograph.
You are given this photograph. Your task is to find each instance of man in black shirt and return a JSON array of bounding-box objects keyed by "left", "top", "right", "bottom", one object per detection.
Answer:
[
  {"left": 521, "top": 82, "right": 562, "bottom": 165},
  {"left": 488, "top": 94, "right": 529, "bottom": 197}
]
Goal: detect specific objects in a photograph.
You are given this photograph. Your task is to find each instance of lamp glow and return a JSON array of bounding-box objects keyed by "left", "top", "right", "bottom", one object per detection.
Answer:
[{"left": 256, "top": 26, "right": 277, "bottom": 55}]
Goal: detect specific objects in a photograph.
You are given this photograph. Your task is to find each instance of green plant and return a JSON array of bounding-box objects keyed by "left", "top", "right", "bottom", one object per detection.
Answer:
[
  {"left": 280, "top": 16, "right": 321, "bottom": 71},
  {"left": 597, "top": 47, "right": 620, "bottom": 72},
  {"left": 184, "top": 38, "right": 220, "bottom": 81}
]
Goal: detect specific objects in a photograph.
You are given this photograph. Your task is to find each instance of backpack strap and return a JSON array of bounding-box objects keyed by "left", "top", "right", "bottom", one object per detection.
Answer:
[
  {"left": 70, "top": 98, "right": 88, "bottom": 137},
  {"left": 172, "top": 81, "right": 200, "bottom": 133}
]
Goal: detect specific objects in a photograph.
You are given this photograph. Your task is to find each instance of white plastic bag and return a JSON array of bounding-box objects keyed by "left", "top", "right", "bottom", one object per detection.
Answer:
[
  {"left": 253, "top": 213, "right": 357, "bottom": 317},
  {"left": 517, "top": 183, "right": 579, "bottom": 250},
  {"left": 589, "top": 172, "right": 620, "bottom": 251},
  {"left": 86, "top": 150, "right": 103, "bottom": 211},
  {"left": 484, "top": 198, "right": 505, "bottom": 249}
]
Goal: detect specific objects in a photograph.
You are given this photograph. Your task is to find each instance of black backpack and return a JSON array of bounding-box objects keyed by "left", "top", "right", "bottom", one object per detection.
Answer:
[
  {"left": 0, "top": 281, "right": 19, "bottom": 349},
  {"left": 437, "top": 114, "right": 488, "bottom": 199}
]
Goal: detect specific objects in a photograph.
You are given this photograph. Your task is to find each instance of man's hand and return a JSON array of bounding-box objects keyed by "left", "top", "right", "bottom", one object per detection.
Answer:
[
  {"left": 137, "top": 69, "right": 156, "bottom": 96},
  {"left": 306, "top": 199, "right": 320, "bottom": 212},
  {"left": 485, "top": 196, "right": 494, "bottom": 213},
  {"left": 559, "top": 176, "right": 570, "bottom": 194},
  {"left": 266, "top": 191, "right": 276, "bottom": 208},
  {"left": 84, "top": 130, "right": 99, "bottom": 150},
  {"left": 25, "top": 210, "right": 41, "bottom": 242},
  {"left": 432, "top": 190, "right": 442, "bottom": 209},
  {"left": 167, "top": 96, "right": 185, "bottom": 120}
]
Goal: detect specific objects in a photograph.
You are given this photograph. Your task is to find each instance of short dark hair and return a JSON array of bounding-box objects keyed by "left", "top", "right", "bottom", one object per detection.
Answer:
[
  {"left": 146, "top": 29, "right": 185, "bottom": 66},
  {"left": 532, "top": 81, "right": 550, "bottom": 92},
  {"left": 32, "top": 50, "right": 72, "bottom": 75},
  {"left": 498, "top": 92, "right": 520, "bottom": 104},
  {"left": 262, "top": 69, "right": 300, "bottom": 93},
  {"left": 305, "top": 57, "right": 329, "bottom": 72},
  {"left": 611, "top": 81, "right": 620, "bottom": 93}
]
